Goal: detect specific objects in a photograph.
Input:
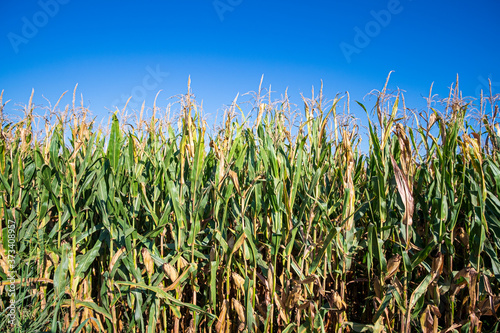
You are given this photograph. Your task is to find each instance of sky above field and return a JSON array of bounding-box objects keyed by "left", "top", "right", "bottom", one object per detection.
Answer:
[{"left": 1, "top": 0, "right": 500, "bottom": 140}]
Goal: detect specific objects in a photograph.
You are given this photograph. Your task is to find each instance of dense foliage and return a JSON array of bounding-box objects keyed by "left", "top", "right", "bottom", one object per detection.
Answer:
[{"left": 1, "top": 78, "right": 500, "bottom": 332}]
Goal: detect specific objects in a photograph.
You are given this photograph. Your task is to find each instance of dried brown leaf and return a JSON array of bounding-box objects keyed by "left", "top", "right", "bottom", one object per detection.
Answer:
[
  {"left": 385, "top": 254, "right": 402, "bottom": 281},
  {"left": 455, "top": 227, "right": 470, "bottom": 249},
  {"left": 332, "top": 291, "right": 347, "bottom": 311},
  {"left": 431, "top": 251, "right": 443, "bottom": 277},
  {"left": 228, "top": 170, "right": 240, "bottom": 194},
  {"left": 391, "top": 155, "right": 414, "bottom": 225},
  {"left": 478, "top": 296, "right": 500, "bottom": 316},
  {"left": 109, "top": 246, "right": 126, "bottom": 272},
  {"left": 420, "top": 305, "right": 434, "bottom": 333},
  {"left": 141, "top": 248, "right": 154, "bottom": 277},
  {"left": 178, "top": 256, "right": 189, "bottom": 269},
  {"left": 285, "top": 283, "right": 303, "bottom": 309},
  {"left": 163, "top": 263, "right": 179, "bottom": 282},
  {"left": 232, "top": 298, "right": 246, "bottom": 323},
  {"left": 216, "top": 300, "right": 227, "bottom": 333},
  {"left": 232, "top": 272, "right": 245, "bottom": 292}
]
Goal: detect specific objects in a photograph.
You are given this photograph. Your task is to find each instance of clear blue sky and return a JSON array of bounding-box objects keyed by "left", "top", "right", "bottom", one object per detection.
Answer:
[{"left": 1, "top": 0, "right": 499, "bottom": 136}]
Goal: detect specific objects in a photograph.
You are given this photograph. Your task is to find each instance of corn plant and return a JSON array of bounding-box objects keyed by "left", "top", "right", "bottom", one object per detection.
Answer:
[{"left": 1, "top": 77, "right": 500, "bottom": 333}]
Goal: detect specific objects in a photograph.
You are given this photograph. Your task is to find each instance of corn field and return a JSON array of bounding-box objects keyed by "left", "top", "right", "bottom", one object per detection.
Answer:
[{"left": 1, "top": 77, "right": 500, "bottom": 332}]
